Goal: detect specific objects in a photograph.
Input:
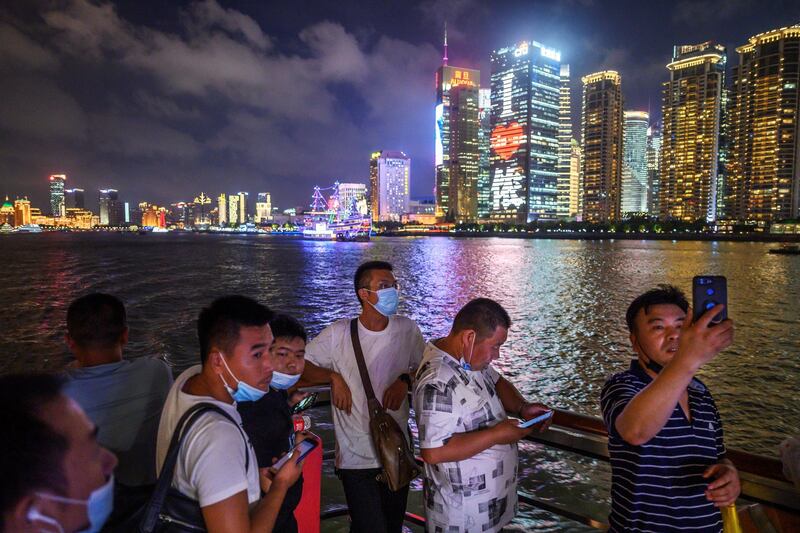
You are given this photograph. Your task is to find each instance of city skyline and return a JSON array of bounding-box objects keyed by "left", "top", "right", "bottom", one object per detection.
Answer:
[{"left": 1, "top": 0, "right": 797, "bottom": 210}]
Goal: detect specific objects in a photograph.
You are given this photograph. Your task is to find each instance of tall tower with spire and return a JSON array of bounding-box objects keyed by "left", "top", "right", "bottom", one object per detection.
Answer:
[{"left": 434, "top": 24, "right": 480, "bottom": 223}]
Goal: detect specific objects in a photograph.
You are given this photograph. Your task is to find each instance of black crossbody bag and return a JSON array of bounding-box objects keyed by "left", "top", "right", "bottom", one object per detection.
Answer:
[{"left": 134, "top": 403, "right": 251, "bottom": 532}]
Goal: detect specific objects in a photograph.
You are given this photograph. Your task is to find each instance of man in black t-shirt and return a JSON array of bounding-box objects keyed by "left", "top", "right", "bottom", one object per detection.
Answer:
[{"left": 239, "top": 314, "right": 311, "bottom": 533}]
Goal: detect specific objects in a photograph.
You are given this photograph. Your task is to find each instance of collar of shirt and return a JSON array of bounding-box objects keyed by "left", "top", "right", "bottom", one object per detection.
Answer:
[{"left": 628, "top": 358, "right": 708, "bottom": 393}]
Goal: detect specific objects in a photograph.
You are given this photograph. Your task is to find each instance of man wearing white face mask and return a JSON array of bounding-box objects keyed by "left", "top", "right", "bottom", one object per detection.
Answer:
[
  {"left": 0, "top": 373, "right": 118, "bottom": 533},
  {"left": 302, "top": 261, "right": 425, "bottom": 533},
  {"left": 155, "top": 296, "right": 304, "bottom": 533},
  {"left": 413, "top": 298, "right": 552, "bottom": 533},
  {"left": 238, "top": 313, "right": 313, "bottom": 533}
]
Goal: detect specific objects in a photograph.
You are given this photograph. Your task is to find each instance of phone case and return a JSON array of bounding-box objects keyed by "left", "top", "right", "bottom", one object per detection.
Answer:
[{"left": 692, "top": 276, "right": 728, "bottom": 324}]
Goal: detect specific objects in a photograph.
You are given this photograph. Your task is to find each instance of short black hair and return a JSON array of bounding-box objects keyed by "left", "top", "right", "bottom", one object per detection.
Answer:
[
  {"left": 270, "top": 314, "right": 307, "bottom": 343},
  {"left": 452, "top": 298, "right": 512, "bottom": 341},
  {"left": 197, "top": 295, "right": 275, "bottom": 364},
  {"left": 626, "top": 284, "right": 689, "bottom": 333},
  {"left": 0, "top": 374, "right": 69, "bottom": 530},
  {"left": 354, "top": 261, "right": 393, "bottom": 301},
  {"left": 67, "top": 293, "right": 127, "bottom": 349}
]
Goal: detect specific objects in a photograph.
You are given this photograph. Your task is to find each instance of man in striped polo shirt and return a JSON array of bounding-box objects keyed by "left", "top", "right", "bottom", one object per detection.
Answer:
[{"left": 601, "top": 285, "right": 740, "bottom": 532}]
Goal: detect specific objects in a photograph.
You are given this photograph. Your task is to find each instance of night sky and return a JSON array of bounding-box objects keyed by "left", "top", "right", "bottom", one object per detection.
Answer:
[{"left": 1, "top": 0, "right": 798, "bottom": 212}]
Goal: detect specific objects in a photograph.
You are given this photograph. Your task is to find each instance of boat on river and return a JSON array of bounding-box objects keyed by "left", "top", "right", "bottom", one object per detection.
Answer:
[
  {"left": 769, "top": 244, "right": 800, "bottom": 255},
  {"left": 302, "top": 183, "right": 372, "bottom": 241}
]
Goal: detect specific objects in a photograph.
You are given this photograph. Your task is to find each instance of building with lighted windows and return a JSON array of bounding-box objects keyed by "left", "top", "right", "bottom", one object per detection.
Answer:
[
  {"left": 569, "top": 139, "right": 582, "bottom": 218},
  {"left": 65, "top": 188, "right": 85, "bottom": 209},
  {"left": 98, "top": 189, "right": 122, "bottom": 226},
  {"left": 0, "top": 197, "right": 14, "bottom": 226},
  {"left": 647, "top": 124, "right": 662, "bottom": 216},
  {"left": 660, "top": 42, "right": 726, "bottom": 222},
  {"left": 256, "top": 192, "right": 272, "bottom": 223},
  {"left": 557, "top": 64, "right": 573, "bottom": 218},
  {"left": 14, "top": 198, "right": 32, "bottom": 226},
  {"left": 228, "top": 194, "right": 240, "bottom": 226},
  {"left": 477, "top": 88, "right": 492, "bottom": 220},
  {"left": 369, "top": 151, "right": 410, "bottom": 222},
  {"left": 726, "top": 25, "right": 800, "bottom": 222},
  {"left": 217, "top": 193, "right": 227, "bottom": 225},
  {"left": 489, "top": 40, "right": 564, "bottom": 222},
  {"left": 337, "top": 183, "right": 368, "bottom": 216},
  {"left": 49, "top": 174, "right": 66, "bottom": 217},
  {"left": 581, "top": 71, "right": 624, "bottom": 222},
  {"left": 435, "top": 29, "right": 480, "bottom": 223},
  {"left": 621, "top": 111, "right": 650, "bottom": 215}
]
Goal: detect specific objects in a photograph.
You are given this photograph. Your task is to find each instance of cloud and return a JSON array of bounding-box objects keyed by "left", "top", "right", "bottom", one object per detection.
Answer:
[
  {"left": 183, "top": 0, "right": 271, "bottom": 51},
  {"left": 89, "top": 114, "right": 201, "bottom": 159},
  {"left": 0, "top": 23, "right": 59, "bottom": 72},
  {"left": 672, "top": 0, "right": 755, "bottom": 25},
  {"left": 0, "top": 77, "right": 87, "bottom": 141}
]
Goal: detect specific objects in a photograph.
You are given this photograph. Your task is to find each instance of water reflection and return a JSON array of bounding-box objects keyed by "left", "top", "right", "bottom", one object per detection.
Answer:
[{"left": 0, "top": 233, "right": 797, "bottom": 457}]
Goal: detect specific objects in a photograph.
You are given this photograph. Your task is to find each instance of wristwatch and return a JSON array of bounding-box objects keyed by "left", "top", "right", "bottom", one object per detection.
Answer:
[{"left": 399, "top": 373, "right": 412, "bottom": 390}]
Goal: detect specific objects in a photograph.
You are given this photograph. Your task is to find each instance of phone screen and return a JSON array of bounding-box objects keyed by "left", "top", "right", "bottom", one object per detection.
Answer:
[
  {"left": 272, "top": 438, "right": 318, "bottom": 469},
  {"left": 692, "top": 276, "right": 728, "bottom": 325},
  {"left": 292, "top": 392, "right": 318, "bottom": 414},
  {"left": 518, "top": 410, "right": 553, "bottom": 428}
]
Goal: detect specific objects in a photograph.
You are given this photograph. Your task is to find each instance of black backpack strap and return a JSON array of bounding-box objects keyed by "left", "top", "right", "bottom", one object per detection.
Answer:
[{"left": 139, "top": 403, "right": 250, "bottom": 532}]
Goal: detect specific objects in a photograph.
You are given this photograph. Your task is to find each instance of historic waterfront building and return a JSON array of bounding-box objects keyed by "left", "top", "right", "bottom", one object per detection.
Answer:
[
  {"left": 659, "top": 42, "right": 727, "bottom": 222},
  {"left": 581, "top": 71, "right": 624, "bottom": 222},
  {"left": 489, "top": 40, "right": 564, "bottom": 222},
  {"left": 726, "top": 25, "right": 800, "bottom": 222}
]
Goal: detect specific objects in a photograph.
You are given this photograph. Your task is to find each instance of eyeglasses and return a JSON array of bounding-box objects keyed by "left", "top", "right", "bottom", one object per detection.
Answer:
[{"left": 364, "top": 281, "right": 400, "bottom": 291}]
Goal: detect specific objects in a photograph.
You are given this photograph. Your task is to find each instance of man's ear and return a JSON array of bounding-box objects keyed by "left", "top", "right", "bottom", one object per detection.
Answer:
[
  {"left": 9, "top": 494, "right": 38, "bottom": 532},
  {"left": 630, "top": 332, "right": 642, "bottom": 356}
]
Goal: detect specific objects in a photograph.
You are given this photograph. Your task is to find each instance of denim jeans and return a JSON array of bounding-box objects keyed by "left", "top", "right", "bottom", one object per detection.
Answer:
[{"left": 336, "top": 468, "right": 410, "bottom": 533}]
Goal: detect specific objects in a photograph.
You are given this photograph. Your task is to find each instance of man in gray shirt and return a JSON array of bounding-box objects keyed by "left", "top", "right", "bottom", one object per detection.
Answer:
[{"left": 62, "top": 293, "right": 173, "bottom": 521}]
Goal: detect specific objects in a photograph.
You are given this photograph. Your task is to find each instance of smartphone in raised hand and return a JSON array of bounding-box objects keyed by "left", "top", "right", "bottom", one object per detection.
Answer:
[
  {"left": 272, "top": 438, "right": 319, "bottom": 470},
  {"left": 692, "top": 276, "right": 728, "bottom": 325},
  {"left": 517, "top": 410, "right": 553, "bottom": 428}
]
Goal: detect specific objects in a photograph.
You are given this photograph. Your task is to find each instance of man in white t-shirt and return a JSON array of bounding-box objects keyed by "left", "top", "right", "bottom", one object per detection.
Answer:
[
  {"left": 302, "top": 261, "right": 425, "bottom": 533},
  {"left": 413, "top": 298, "right": 552, "bottom": 533},
  {"left": 156, "top": 295, "right": 304, "bottom": 533}
]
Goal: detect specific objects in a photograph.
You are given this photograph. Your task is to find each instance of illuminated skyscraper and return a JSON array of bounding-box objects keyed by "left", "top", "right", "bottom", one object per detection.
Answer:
[
  {"left": 256, "top": 192, "right": 272, "bottom": 223},
  {"left": 569, "top": 138, "right": 582, "bottom": 218},
  {"left": 621, "top": 111, "right": 650, "bottom": 215},
  {"left": 490, "top": 41, "right": 563, "bottom": 222},
  {"left": 237, "top": 192, "right": 248, "bottom": 224},
  {"left": 435, "top": 27, "right": 480, "bottom": 222},
  {"left": 217, "top": 193, "right": 227, "bottom": 225},
  {"left": 98, "top": 189, "right": 122, "bottom": 226},
  {"left": 727, "top": 25, "right": 800, "bottom": 221},
  {"left": 646, "top": 124, "right": 662, "bottom": 215},
  {"left": 369, "top": 151, "right": 410, "bottom": 222},
  {"left": 660, "top": 42, "right": 726, "bottom": 222},
  {"left": 228, "top": 194, "right": 241, "bottom": 226},
  {"left": 65, "top": 188, "right": 85, "bottom": 209},
  {"left": 193, "top": 192, "right": 211, "bottom": 225},
  {"left": 581, "top": 71, "right": 624, "bottom": 222},
  {"left": 49, "top": 174, "right": 66, "bottom": 217},
  {"left": 557, "top": 64, "right": 573, "bottom": 218},
  {"left": 477, "top": 88, "right": 492, "bottom": 219}
]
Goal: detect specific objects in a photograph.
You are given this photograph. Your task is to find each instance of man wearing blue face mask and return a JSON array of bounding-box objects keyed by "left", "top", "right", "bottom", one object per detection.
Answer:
[
  {"left": 413, "top": 298, "right": 552, "bottom": 532},
  {"left": 302, "top": 261, "right": 425, "bottom": 533},
  {"left": 0, "top": 373, "right": 118, "bottom": 533},
  {"left": 155, "top": 296, "right": 305, "bottom": 533},
  {"left": 238, "top": 314, "right": 312, "bottom": 533}
]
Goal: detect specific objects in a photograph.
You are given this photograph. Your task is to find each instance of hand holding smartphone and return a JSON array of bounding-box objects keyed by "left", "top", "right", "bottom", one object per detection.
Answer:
[
  {"left": 517, "top": 410, "right": 553, "bottom": 428},
  {"left": 272, "top": 438, "right": 318, "bottom": 470},
  {"left": 692, "top": 276, "right": 728, "bottom": 325}
]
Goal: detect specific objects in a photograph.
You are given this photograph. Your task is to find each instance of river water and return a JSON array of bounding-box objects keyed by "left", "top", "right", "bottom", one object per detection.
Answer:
[{"left": 1, "top": 233, "right": 797, "bottom": 530}]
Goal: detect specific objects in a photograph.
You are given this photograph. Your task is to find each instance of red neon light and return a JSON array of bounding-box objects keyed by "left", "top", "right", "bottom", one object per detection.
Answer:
[{"left": 491, "top": 123, "right": 525, "bottom": 160}]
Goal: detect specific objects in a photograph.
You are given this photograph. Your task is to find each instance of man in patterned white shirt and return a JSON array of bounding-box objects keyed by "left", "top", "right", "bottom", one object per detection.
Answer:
[{"left": 413, "top": 298, "right": 552, "bottom": 533}]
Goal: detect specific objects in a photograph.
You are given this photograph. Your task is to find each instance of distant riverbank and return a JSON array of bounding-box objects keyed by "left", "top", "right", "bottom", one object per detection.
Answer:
[{"left": 382, "top": 230, "right": 800, "bottom": 243}]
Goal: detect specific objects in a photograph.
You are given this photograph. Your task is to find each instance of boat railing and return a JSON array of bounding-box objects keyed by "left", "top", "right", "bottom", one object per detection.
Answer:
[{"left": 303, "top": 387, "right": 800, "bottom": 531}]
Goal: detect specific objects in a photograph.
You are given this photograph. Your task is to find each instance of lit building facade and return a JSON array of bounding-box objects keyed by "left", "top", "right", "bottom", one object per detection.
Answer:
[
  {"left": 621, "top": 111, "right": 650, "bottom": 215},
  {"left": 557, "top": 64, "right": 573, "bottom": 218},
  {"left": 193, "top": 192, "right": 212, "bottom": 225},
  {"left": 477, "top": 88, "right": 492, "bottom": 219},
  {"left": 228, "top": 194, "right": 241, "bottom": 226},
  {"left": 0, "top": 197, "right": 14, "bottom": 226},
  {"left": 490, "top": 40, "right": 563, "bottom": 222},
  {"left": 660, "top": 42, "right": 727, "bottom": 222},
  {"left": 369, "top": 151, "right": 410, "bottom": 222},
  {"left": 256, "top": 192, "right": 272, "bottom": 223},
  {"left": 65, "top": 188, "right": 84, "bottom": 209},
  {"left": 237, "top": 192, "right": 248, "bottom": 224},
  {"left": 98, "top": 189, "right": 122, "bottom": 226},
  {"left": 217, "top": 194, "right": 227, "bottom": 225},
  {"left": 727, "top": 25, "right": 800, "bottom": 221},
  {"left": 337, "top": 183, "right": 368, "bottom": 216},
  {"left": 14, "top": 198, "right": 32, "bottom": 226},
  {"left": 581, "top": 71, "right": 624, "bottom": 222},
  {"left": 569, "top": 138, "right": 582, "bottom": 218},
  {"left": 49, "top": 174, "right": 66, "bottom": 217},
  {"left": 646, "top": 124, "right": 663, "bottom": 216},
  {"left": 435, "top": 62, "right": 480, "bottom": 222}
]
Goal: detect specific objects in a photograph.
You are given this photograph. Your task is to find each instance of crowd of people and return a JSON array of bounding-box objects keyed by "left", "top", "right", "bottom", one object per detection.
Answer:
[{"left": 1, "top": 260, "right": 797, "bottom": 533}]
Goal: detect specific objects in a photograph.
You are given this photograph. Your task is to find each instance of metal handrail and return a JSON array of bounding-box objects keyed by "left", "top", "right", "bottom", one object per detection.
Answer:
[{"left": 303, "top": 386, "right": 800, "bottom": 528}]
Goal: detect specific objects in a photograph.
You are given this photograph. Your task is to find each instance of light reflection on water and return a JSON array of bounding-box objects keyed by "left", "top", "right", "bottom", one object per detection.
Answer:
[{"left": 1, "top": 234, "right": 798, "bottom": 529}]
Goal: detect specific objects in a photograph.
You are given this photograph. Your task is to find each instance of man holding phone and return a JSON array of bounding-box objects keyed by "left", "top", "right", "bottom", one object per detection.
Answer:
[
  {"left": 600, "top": 285, "right": 740, "bottom": 532},
  {"left": 413, "top": 298, "right": 552, "bottom": 532}
]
